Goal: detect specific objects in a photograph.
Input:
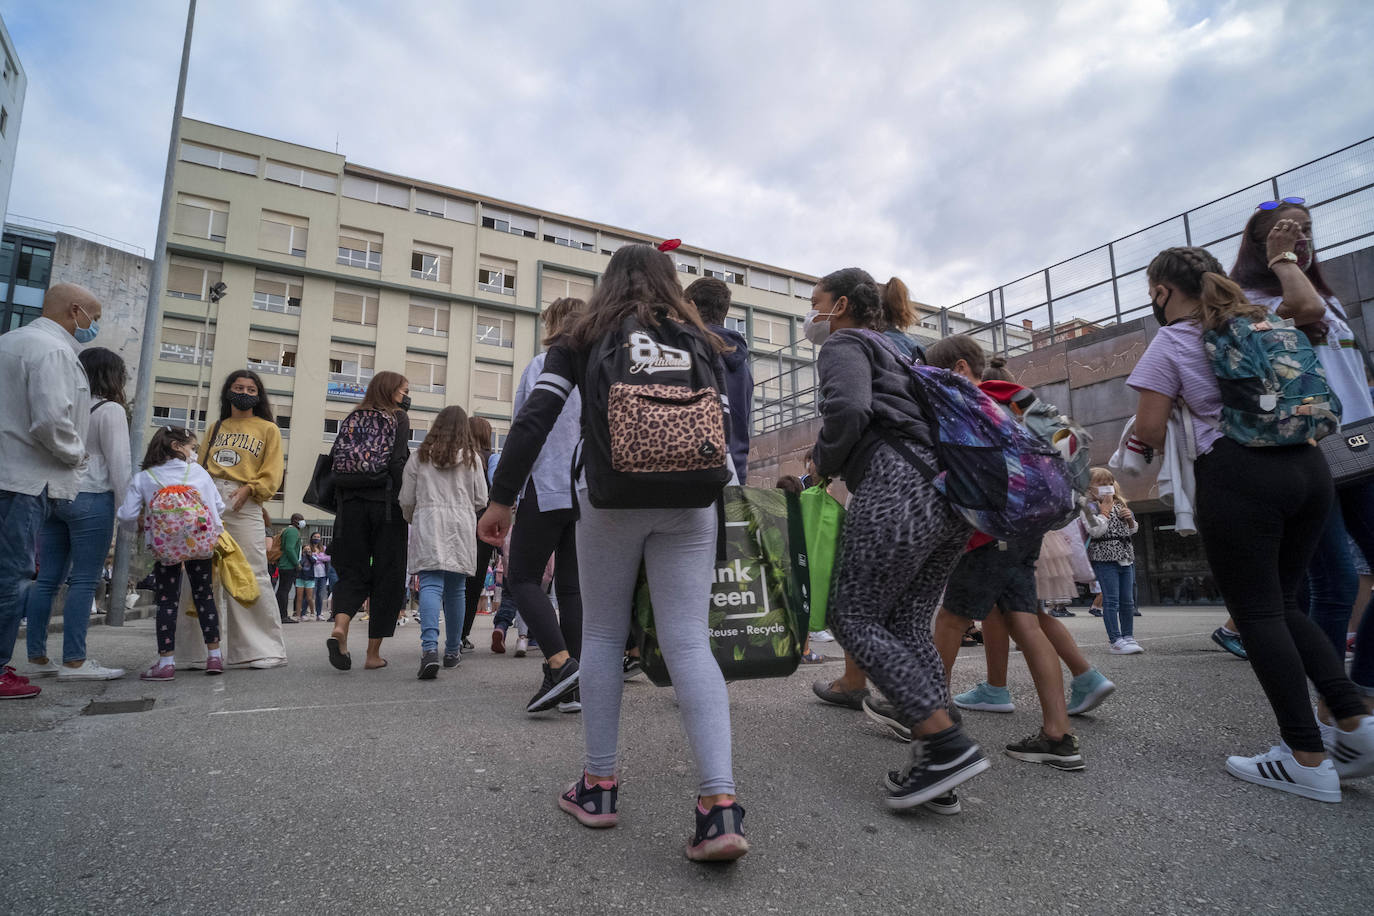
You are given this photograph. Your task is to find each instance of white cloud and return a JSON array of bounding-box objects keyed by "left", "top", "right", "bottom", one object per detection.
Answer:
[{"left": 4, "top": 0, "right": 1373, "bottom": 313}]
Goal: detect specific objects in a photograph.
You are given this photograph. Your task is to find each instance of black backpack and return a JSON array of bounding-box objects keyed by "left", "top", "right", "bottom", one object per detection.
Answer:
[{"left": 579, "top": 313, "right": 730, "bottom": 509}]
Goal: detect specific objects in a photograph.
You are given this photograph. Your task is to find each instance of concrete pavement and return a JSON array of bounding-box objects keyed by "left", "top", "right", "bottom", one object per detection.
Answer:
[{"left": 2, "top": 608, "right": 1370, "bottom": 915}]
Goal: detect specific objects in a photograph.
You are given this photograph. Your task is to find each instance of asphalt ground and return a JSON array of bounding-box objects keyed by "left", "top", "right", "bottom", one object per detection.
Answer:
[{"left": 2, "top": 607, "right": 1371, "bottom": 916}]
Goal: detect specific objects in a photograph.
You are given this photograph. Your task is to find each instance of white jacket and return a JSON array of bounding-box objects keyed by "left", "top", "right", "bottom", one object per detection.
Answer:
[
  {"left": 399, "top": 452, "right": 489, "bottom": 576},
  {"left": 1158, "top": 403, "right": 1198, "bottom": 537},
  {"left": 117, "top": 458, "right": 227, "bottom": 534}
]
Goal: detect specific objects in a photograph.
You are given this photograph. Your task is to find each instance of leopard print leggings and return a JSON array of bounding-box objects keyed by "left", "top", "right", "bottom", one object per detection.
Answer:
[{"left": 828, "top": 444, "right": 972, "bottom": 724}]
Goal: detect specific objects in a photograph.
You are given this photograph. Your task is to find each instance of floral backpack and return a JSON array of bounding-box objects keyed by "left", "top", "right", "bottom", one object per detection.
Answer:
[{"left": 145, "top": 465, "right": 220, "bottom": 564}]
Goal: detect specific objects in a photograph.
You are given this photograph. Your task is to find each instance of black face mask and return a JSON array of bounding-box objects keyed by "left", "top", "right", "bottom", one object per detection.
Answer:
[
  {"left": 229, "top": 392, "right": 260, "bottom": 411},
  {"left": 1151, "top": 288, "right": 1173, "bottom": 326},
  {"left": 399, "top": 395, "right": 412, "bottom": 412}
]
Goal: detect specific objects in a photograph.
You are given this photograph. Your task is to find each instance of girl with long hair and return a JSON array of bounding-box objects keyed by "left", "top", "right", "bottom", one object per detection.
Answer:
[
  {"left": 1084, "top": 468, "right": 1141, "bottom": 654},
  {"left": 1231, "top": 201, "right": 1374, "bottom": 711},
  {"left": 477, "top": 244, "right": 748, "bottom": 862},
  {"left": 462, "top": 415, "right": 496, "bottom": 650},
  {"left": 24, "top": 347, "right": 130, "bottom": 680},
  {"left": 400, "top": 405, "right": 487, "bottom": 678},
  {"left": 326, "top": 370, "right": 411, "bottom": 671},
  {"left": 1129, "top": 245, "right": 1373, "bottom": 801}
]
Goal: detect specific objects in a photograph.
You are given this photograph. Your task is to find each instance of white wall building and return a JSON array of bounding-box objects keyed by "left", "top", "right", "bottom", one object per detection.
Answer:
[{"left": 0, "top": 15, "right": 26, "bottom": 224}]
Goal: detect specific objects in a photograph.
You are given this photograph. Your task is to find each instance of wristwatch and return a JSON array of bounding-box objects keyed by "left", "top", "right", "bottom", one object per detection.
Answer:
[{"left": 1268, "top": 251, "right": 1298, "bottom": 268}]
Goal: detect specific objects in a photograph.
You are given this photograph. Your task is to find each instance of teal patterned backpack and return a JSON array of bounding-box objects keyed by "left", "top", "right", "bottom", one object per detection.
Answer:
[{"left": 1203, "top": 312, "right": 1341, "bottom": 447}]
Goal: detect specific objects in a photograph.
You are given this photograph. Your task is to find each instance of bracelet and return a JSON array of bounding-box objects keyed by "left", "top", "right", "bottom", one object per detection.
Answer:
[{"left": 1268, "top": 251, "right": 1298, "bottom": 269}]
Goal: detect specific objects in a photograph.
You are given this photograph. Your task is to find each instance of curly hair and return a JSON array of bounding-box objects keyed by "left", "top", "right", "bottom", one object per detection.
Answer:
[
  {"left": 418, "top": 405, "right": 479, "bottom": 470},
  {"left": 1147, "top": 247, "right": 1266, "bottom": 333}
]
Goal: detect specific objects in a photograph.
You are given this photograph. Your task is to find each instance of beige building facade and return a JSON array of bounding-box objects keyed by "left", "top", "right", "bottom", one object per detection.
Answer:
[{"left": 155, "top": 119, "right": 829, "bottom": 520}]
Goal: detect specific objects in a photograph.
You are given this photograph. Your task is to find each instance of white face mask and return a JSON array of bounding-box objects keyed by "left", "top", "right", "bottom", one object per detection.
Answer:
[
  {"left": 803, "top": 309, "right": 834, "bottom": 346},
  {"left": 1096, "top": 486, "right": 1115, "bottom": 498},
  {"left": 296, "top": 520, "right": 306, "bottom": 529}
]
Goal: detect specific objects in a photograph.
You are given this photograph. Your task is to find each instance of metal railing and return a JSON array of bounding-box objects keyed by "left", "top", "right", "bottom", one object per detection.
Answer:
[
  {"left": 750, "top": 134, "right": 1374, "bottom": 435},
  {"left": 4, "top": 213, "right": 148, "bottom": 257}
]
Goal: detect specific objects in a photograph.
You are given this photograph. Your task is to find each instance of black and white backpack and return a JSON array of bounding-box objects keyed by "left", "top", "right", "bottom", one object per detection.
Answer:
[{"left": 578, "top": 313, "right": 730, "bottom": 509}]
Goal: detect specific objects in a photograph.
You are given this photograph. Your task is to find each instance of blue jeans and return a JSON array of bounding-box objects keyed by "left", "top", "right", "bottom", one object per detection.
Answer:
[
  {"left": 417, "top": 570, "right": 466, "bottom": 655},
  {"left": 1306, "top": 477, "right": 1374, "bottom": 689},
  {"left": 25, "top": 490, "right": 116, "bottom": 663},
  {"left": 0, "top": 488, "right": 52, "bottom": 668},
  {"left": 493, "top": 580, "right": 520, "bottom": 631},
  {"left": 1092, "top": 561, "right": 1137, "bottom": 643}
]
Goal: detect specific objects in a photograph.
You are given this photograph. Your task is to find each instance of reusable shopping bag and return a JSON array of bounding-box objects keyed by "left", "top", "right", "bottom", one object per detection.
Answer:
[{"left": 798, "top": 483, "right": 844, "bottom": 631}]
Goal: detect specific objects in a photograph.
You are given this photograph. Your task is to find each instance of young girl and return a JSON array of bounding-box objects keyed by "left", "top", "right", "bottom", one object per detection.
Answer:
[
  {"left": 1130, "top": 245, "right": 1374, "bottom": 801},
  {"left": 1084, "top": 469, "right": 1141, "bottom": 654},
  {"left": 477, "top": 243, "right": 746, "bottom": 862},
  {"left": 399, "top": 405, "right": 488, "bottom": 679},
  {"left": 117, "top": 427, "right": 226, "bottom": 680}
]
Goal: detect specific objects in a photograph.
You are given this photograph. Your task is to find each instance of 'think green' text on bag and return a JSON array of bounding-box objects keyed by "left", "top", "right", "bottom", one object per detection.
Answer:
[
  {"left": 634, "top": 486, "right": 810, "bottom": 686},
  {"left": 799, "top": 483, "right": 845, "bottom": 632}
]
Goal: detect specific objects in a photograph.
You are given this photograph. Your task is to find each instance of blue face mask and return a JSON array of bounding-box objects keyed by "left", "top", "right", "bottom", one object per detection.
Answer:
[{"left": 74, "top": 305, "right": 99, "bottom": 344}]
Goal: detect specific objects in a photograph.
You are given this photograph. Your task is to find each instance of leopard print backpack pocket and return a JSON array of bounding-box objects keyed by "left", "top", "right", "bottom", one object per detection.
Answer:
[{"left": 608, "top": 382, "right": 727, "bottom": 473}]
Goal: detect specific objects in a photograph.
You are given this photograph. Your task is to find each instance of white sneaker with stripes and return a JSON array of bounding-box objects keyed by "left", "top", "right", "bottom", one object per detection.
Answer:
[
  {"left": 1321, "top": 715, "right": 1374, "bottom": 780},
  {"left": 1225, "top": 744, "right": 1340, "bottom": 803}
]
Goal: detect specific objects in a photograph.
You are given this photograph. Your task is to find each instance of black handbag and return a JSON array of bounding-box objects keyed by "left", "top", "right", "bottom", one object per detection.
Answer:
[
  {"left": 304, "top": 452, "right": 337, "bottom": 513},
  {"left": 1320, "top": 416, "right": 1374, "bottom": 487}
]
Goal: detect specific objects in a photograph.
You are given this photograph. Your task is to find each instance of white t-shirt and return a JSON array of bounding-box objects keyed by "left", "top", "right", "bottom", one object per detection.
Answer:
[{"left": 1246, "top": 291, "right": 1374, "bottom": 426}]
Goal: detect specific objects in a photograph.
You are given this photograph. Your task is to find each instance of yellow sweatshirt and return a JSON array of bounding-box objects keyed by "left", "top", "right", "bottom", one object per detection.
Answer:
[{"left": 203, "top": 416, "right": 284, "bottom": 503}]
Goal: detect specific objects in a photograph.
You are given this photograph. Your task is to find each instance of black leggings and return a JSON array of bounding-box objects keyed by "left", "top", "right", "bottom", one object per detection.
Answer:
[
  {"left": 152, "top": 559, "right": 218, "bottom": 653},
  {"left": 507, "top": 486, "right": 582, "bottom": 659},
  {"left": 463, "top": 513, "right": 496, "bottom": 640},
  {"left": 331, "top": 496, "right": 408, "bottom": 640},
  {"left": 1194, "top": 438, "right": 1367, "bottom": 752}
]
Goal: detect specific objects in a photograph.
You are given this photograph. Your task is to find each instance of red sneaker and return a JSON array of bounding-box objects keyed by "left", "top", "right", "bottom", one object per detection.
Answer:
[
  {"left": 140, "top": 662, "right": 175, "bottom": 681},
  {"left": 3, "top": 665, "right": 31, "bottom": 684},
  {"left": 205, "top": 656, "right": 224, "bottom": 676},
  {"left": 491, "top": 629, "right": 506, "bottom": 654},
  {"left": 0, "top": 669, "right": 41, "bottom": 699}
]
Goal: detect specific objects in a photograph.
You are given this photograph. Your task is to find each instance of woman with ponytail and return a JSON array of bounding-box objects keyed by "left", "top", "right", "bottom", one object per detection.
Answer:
[
  {"left": 878, "top": 277, "right": 927, "bottom": 363},
  {"left": 1128, "top": 245, "right": 1373, "bottom": 803}
]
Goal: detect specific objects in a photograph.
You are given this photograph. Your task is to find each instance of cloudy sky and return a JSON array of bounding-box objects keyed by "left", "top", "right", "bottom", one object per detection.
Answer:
[{"left": 4, "top": 0, "right": 1373, "bottom": 308}]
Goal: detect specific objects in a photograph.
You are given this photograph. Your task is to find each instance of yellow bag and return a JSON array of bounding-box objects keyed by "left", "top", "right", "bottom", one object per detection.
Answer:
[{"left": 212, "top": 531, "right": 260, "bottom": 607}]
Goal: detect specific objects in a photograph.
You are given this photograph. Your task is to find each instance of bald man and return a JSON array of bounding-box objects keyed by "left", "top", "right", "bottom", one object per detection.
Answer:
[{"left": 0, "top": 283, "right": 100, "bottom": 699}]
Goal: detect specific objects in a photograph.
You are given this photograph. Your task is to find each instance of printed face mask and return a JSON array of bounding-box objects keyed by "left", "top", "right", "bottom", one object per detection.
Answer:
[
  {"left": 803, "top": 309, "right": 833, "bottom": 346},
  {"left": 229, "top": 392, "right": 260, "bottom": 411}
]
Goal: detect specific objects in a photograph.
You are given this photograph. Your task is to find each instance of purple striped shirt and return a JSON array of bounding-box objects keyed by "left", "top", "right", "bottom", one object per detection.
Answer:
[{"left": 1127, "top": 321, "right": 1224, "bottom": 455}]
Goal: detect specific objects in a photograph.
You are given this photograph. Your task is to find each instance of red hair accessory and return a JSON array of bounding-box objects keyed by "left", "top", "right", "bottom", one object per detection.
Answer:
[{"left": 657, "top": 239, "right": 681, "bottom": 253}]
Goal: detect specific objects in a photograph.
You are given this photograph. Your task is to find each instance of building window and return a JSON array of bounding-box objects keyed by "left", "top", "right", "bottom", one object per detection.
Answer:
[
  {"left": 410, "top": 242, "right": 453, "bottom": 283},
  {"left": 414, "top": 190, "right": 475, "bottom": 223},
  {"left": 264, "top": 159, "right": 338, "bottom": 193},
  {"left": 703, "top": 259, "right": 746, "bottom": 285},
  {"left": 724, "top": 315, "right": 746, "bottom": 335},
  {"left": 405, "top": 353, "right": 447, "bottom": 394},
  {"left": 328, "top": 346, "right": 376, "bottom": 400},
  {"left": 480, "top": 207, "right": 537, "bottom": 238},
  {"left": 179, "top": 140, "right": 258, "bottom": 176},
  {"left": 258, "top": 211, "right": 309, "bottom": 258},
  {"left": 342, "top": 175, "right": 409, "bottom": 208},
  {"left": 174, "top": 194, "right": 229, "bottom": 242},
  {"left": 752, "top": 315, "right": 789, "bottom": 347},
  {"left": 475, "top": 312, "right": 515, "bottom": 349},
  {"left": 599, "top": 236, "right": 633, "bottom": 256},
  {"left": 673, "top": 252, "right": 699, "bottom": 276},
  {"left": 152, "top": 382, "right": 207, "bottom": 430},
  {"left": 337, "top": 228, "right": 382, "bottom": 271},
  {"left": 333, "top": 284, "right": 380, "bottom": 327},
  {"left": 540, "top": 268, "right": 594, "bottom": 309},
  {"left": 543, "top": 222, "right": 596, "bottom": 251},
  {"left": 159, "top": 321, "right": 215, "bottom": 364},
  {"left": 408, "top": 298, "right": 449, "bottom": 337},
  {"left": 323, "top": 407, "right": 351, "bottom": 442},
  {"left": 275, "top": 409, "right": 292, "bottom": 440},
  {"left": 748, "top": 270, "right": 791, "bottom": 295},
  {"left": 473, "top": 365, "right": 513, "bottom": 401},
  {"left": 409, "top": 417, "right": 431, "bottom": 448},
  {"left": 166, "top": 257, "right": 223, "bottom": 301},
  {"left": 253, "top": 271, "right": 303, "bottom": 315},
  {"left": 246, "top": 330, "right": 298, "bottom": 376},
  {"left": 794, "top": 281, "right": 814, "bottom": 300},
  {"left": 489, "top": 421, "right": 510, "bottom": 450},
  {"left": 478, "top": 257, "right": 516, "bottom": 296}
]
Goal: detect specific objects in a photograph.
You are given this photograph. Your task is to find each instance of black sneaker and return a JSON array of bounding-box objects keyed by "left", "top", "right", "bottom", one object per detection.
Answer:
[
  {"left": 417, "top": 650, "right": 439, "bottom": 680},
  {"left": 686, "top": 802, "right": 749, "bottom": 862},
  {"left": 461, "top": 638, "right": 475, "bottom": 653},
  {"left": 922, "top": 791, "right": 961, "bottom": 816},
  {"left": 527, "top": 658, "right": 581, "bottom": 712},
  {"left": 559, "top": 775, "right": 618, "bottom": 828},
  {"left": 1049, "top": 607, "right": 1075, "bottom": 618},
  {"left": 884, "top": 726, "right": 989, "bottom": 810},
  {"left": 622, "top": 655, "right": 642, "bottom": 681},
  {"left": 863, "top": 695, "right": 913, "bottom": 742},
  {"left": 442, "top": 651, "right": 461, "bottom": 669},
  {"left": 1005, "top": 730, "right": 1085, "bottom": 771},
  {"left": 558, "top": 686, "right": 582, "bottom": 714},
  {"left": 1089, "top": 608, "right": 1104, "bottom": 618}
]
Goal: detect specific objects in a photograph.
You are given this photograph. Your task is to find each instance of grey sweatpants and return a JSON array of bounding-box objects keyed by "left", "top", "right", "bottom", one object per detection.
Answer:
[{"left": 576, "top": 493, "right": 735, "bottom": 796}]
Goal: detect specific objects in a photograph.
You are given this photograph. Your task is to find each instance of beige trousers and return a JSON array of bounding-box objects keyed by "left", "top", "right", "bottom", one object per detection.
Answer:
[{"left": 177, "top": 479, "right": 286, "bottom": 666}]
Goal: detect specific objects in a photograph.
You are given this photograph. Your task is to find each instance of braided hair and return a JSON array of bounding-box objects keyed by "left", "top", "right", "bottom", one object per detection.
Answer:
[
  {"left": 817, "top": 267, "right": 884, "bottom": 329},
  {"left": 1147, "top": 246, "right": 1266, "bottom": 332}
]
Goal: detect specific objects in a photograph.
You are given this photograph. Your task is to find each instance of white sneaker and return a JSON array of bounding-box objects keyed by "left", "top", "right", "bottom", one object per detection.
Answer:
[
  {"left": 248, "top": 657, "right": 287, "bottom": 669},
  {"left": 26, "top": 659, "right": 61, "bottom": 677},
  {"left": 810, "top": 629, "right": 835, "bottom": 643},
  {"left": 1109, "top": 639, "right": 1142, "bottom": 655},
  {"left": 57, "top": 659, "right": 126, "bottom": 680},
  {"left": 1225, "top": 744, "right": 1340, "bottom": 802},
  {"left": 514, "top": 637, "right": 529, "bottom": 658},
  {"left": 1324, "top": 715, "right": 1374, "bottom": 780},
  {"left": 1125, "top": 637, "right": 1145, "bottom": 653}
]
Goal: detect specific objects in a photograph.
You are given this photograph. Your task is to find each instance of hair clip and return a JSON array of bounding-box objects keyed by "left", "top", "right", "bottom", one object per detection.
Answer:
[{"left": 657, "top": 239, "right": 681, "bottom": 253}]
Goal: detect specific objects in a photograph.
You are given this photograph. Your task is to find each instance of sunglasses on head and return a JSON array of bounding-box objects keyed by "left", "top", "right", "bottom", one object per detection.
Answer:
[{"left": 1257, "top": 196, "right": 1305, "bottom": 210}]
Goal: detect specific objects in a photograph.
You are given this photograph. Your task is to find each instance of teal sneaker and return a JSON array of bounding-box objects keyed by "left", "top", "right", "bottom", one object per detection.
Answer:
[
  {"left": 1211, "top": 627, "right": 1247, "bottom": 660},
  {"left": 1067, "top": 668, "right": 1115, "bottom": 716},
  {"left": 953, "top": 682, "right": 1015, "bottom": 713}
]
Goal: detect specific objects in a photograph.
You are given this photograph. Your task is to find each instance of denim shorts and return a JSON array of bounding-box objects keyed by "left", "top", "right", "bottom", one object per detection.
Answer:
[
  {"left": 942, "top": 537, "right": 1042, "bottom": 621},
  {"left": 295, "top": 577, "right": 315, "bottom": 588}
]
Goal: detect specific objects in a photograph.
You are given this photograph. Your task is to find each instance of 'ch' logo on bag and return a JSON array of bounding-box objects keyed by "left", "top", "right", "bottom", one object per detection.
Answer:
[
  {"left": 1349, "top": 434, "right": 1369, "bottom": 449},
  {"left": 627, "top": 332, "right": 691, "bottom": 375}
]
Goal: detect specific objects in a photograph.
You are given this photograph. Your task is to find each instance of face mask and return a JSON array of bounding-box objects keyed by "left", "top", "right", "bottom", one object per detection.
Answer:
[
  {"left": 296, "top": 520, "right": 306, "bottom": 529},
  {"left": 229, "top": 392, "right": 259, "bottom": 411},
  {"left": 1151, "top": 288, "right": 1172, "bottom": 327},
  {"left": 1096, "top": 486, "right": 1115, "bottom": 498},
  {"left": 1294, "top": 237, "right": 1313, "bottom": 271},
  {"left": 399, "top": 395, "right": 412, "bottom": 412},
  {"left": 74, "top": 305, "right": 99, "bottom": 344},
  {"left": 803, "top": 310, "right": 833, "bottom": 346}
]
